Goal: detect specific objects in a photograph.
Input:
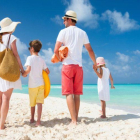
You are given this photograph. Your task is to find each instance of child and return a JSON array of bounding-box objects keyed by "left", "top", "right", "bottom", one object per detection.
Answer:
[
  {"left": 93, "top": 57, "right": 115, "bottom": 118},
  {"left": 22, "top": 40, "right": 50, "bottom": 126}
]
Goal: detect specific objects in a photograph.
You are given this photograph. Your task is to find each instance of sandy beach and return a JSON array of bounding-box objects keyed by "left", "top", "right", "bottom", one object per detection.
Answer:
[{"left": 0, "top": 93, "right": 140, "bottom": 140}]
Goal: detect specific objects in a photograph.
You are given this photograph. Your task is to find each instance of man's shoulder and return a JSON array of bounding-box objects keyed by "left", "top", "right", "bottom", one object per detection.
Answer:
[{"left": 75, "top": 27, "right": 86, "bottom": 33}]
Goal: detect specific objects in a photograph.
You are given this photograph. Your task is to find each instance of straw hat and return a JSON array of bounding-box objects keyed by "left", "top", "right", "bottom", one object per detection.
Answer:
[
  {"left": 96, "top": 57, "right": 106, "bottom": 66},
  {"left": 62, "top": 10, "right": 78, "bottom": 21},
  {"left": 0, "top": 17, "right": 21, "bottom": 33}
]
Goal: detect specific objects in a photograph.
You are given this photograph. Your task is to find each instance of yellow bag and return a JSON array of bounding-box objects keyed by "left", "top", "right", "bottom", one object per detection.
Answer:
[{"left": 0, "top": 34, "right": 20, "bottom": 82}]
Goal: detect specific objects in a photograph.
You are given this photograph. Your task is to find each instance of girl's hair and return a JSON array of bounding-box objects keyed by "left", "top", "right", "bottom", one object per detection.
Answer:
[
  {"left": 0, "top": 33, "right": 3, "bottom": 44},
  {"left": 100, "top": 64, "right": 106, "bottom": 67}
]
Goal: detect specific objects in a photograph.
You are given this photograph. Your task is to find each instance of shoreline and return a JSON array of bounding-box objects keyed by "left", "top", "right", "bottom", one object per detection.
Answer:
[
  {"left": 0, "top": 93, "right": 140, "bottom": 139},
  {"left": 13, "top": 91, "right": 140, "bottom": 115}
]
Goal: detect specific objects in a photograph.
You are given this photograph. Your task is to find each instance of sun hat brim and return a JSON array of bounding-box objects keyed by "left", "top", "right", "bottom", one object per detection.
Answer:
[
  {"left": 62, "top": 16, "right": 78, "bottom": 21},
  {"left": 97, "top": 63, "right": 106, "bottom": 66},
  {"left": 0, "top": 22, "right": 21, "bottom": 33}
]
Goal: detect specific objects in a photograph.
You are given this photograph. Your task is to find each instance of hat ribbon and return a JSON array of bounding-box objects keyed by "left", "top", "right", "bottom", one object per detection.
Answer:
[{"left": 64, "top": 14, "right": 76, "bottom": 18}]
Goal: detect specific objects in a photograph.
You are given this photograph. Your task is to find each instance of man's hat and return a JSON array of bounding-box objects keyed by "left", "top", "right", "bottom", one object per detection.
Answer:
[{"left": 62, "top": 10, "right": 78, "bottom": 21}]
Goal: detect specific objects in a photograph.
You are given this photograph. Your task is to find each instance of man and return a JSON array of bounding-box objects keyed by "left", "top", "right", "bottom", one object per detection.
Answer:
[{"left": 54, "top": 10, "right": 96, "bottom": 125}]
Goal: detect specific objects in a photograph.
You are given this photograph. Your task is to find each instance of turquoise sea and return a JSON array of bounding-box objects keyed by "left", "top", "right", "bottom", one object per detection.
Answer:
[{"left": 14, "top": 84, "right": 140, "bottom": 114}]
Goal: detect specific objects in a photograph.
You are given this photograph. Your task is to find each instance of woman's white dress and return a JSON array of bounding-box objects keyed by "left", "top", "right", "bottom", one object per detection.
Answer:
[
  {"left": 97, "top": 67, "right": 110, "bottom": 101},
  {"left": 0, "top": 34, "right": 22, "bottom": 92}
]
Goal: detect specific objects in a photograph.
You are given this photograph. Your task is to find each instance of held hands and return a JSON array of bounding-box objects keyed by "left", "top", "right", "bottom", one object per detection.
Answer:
[
  {"left": 93, "top": 64, "right": 97, "bottom": 71},
  {"left": 21, "top": 70, "right": 27, "bottom": 77}
]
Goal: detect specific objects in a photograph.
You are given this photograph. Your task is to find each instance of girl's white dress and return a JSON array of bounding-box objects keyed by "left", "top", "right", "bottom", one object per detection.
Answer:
[
  {"left": 97, "top": 67, "right": 110, "bottom": 101},
  {"left": 0, "top": 34, "right": 22, "bottom": 92}
]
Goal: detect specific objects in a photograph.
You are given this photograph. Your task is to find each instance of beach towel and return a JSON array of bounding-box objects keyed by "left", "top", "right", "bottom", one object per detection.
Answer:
[{"left": 51, "top": 46, "right": 68, "bottom": 63}]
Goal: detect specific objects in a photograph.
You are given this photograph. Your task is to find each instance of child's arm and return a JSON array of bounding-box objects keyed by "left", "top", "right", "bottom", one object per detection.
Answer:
[
  {"left": 22, "top": 66, "right": 31, "bottom": 77},
  {"left": 45, "top": 68, "right": 50, "bottom": 74},
  {"left": 93, "top": 66, "right": 103, "bottom": 78},
  {"left": 109, "top": 73, "right": 115, "bottom": 89}
]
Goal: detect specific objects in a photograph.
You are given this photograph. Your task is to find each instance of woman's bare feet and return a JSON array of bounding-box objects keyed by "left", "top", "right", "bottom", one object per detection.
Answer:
[
  {"left": 99, "top": 110, "right": 103, "bottom": 115},
  {"left": 100, "top": 115, "right": 107, "bottom": 118},
  {"left": 30, "top": 119, "right": 35, "bottom": 123},
  {"left": 35, "top": 121, "right": 41, "bottom": 127}
]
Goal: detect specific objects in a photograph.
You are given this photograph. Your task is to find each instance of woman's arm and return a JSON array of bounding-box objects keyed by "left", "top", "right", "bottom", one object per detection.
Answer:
[{"left": 11, "top": 40, "right": 24, "bottom": 74}]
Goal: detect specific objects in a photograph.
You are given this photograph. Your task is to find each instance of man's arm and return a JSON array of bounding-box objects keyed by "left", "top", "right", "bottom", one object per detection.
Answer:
[
  {"left": 54, "top": 41, "right": 62, "bottom": 61},
  {"left": 93, "top": 66, "right": 103, "bottom": 78},
  {"left": 84, "top": 43, "right": 96, "bottom": 65}
]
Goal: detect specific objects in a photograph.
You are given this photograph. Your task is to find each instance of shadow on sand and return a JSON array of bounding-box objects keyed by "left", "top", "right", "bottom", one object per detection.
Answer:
[{"left": 15, "top": 114, "right": 140, "bottom": 127}]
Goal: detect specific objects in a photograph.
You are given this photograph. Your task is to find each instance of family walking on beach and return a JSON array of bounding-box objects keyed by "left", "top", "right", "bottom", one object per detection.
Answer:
[{"left": 0, "top": 10, "right": 115, "bottom": 130}]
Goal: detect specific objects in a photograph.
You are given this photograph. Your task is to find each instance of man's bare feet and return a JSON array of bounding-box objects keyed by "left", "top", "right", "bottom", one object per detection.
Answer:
[
  {"left": 100, "top": 115, "right": 107, "bottom": 118},
  {"left": 0, "top": 125, "right": 6, "bottom": 130},
  {"left": 68, "top": 121, "right": 77, "bottom": 128},
  {"left": 35, "top": 121, "right": 41, "bottom": 127},
  {"left": 30, "top": 119, "right": 35, "bottom": 123}
]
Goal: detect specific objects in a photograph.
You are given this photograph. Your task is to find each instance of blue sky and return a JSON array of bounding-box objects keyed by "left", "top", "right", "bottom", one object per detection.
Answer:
[{"left": 0, "top": 0, "right": 140, "bottom": 84}]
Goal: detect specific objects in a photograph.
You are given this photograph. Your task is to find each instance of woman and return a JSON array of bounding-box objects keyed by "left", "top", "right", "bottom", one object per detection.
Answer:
[{"left": 0, "top": 17, "right": 24, "bottom": 129}]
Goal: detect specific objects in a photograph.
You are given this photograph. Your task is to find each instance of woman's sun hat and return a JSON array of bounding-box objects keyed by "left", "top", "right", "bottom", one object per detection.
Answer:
[
  {"left": 96, "top": 57, "right": 106, "bottom": 66},
  {"left": 0, "top": 17, "right": 21, "bottom": 33},
  {"left": 62, "top": 10, "right": 78, "bottom": 21}
]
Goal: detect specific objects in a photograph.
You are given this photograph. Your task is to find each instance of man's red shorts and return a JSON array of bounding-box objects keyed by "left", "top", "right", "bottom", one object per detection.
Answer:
[{"left": 61, "top": 64, "right": 83, "bottom": 95}]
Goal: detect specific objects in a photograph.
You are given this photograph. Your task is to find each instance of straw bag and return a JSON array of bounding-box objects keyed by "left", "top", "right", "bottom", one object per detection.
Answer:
[{"left": 0, "top": 34, "right": 20, "bottom": 82}]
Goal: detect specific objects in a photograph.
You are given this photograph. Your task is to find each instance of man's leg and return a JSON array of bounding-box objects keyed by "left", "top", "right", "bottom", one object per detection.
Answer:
[
  {"left": 74, "top": 95, "right": 80, "bottom": 121},
  {"left": 66, "top": 94, "right": 77, "bottom": 125},
  {"left": 73, "top": 65, "right": 83, "bottom": 121}
]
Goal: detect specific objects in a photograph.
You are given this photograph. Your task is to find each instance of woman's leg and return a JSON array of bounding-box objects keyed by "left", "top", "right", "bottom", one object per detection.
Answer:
[
  {"left": 0, "top": 91, "right": 2, "bottom": 119},
  {"left": 0, "top": 88, "right": 13, "bottom": 129}
]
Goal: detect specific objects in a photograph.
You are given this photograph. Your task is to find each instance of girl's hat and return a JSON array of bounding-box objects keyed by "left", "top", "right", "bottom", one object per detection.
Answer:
[
  {"left": 62, "top": 10, "right": 78, "bottom": 21},
  {"left": 96, "top": 57, "right": 106, "bottom": 66},
  {"left": 0, "top": 17, "right": 21, "bottom": 33}
]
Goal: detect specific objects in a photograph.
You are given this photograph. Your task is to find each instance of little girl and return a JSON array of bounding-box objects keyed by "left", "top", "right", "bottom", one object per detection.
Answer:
[{"left": 93, "top": 57, "right": 115, "bottom": 118}]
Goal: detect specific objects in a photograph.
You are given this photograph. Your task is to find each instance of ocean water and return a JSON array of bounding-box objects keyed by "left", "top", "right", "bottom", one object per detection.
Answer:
[{"left": 14, "top": 84, "right": 140, "bottom": 114}]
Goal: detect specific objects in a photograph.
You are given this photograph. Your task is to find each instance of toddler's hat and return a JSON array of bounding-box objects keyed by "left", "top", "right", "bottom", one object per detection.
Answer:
[{"left": 96, "top": 57, "right": 105, "bottom": 66}]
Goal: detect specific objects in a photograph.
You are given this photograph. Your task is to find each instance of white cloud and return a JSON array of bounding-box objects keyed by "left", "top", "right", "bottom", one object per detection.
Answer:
[
  {"left": 46, "top": 42, "right": 53, "bottom": 47},
  {"left": 82, "top": 47, "right": 87, "bottom": 53},
  {"left": 23, "top": 54, "right": 28, "bottom": 61},
  {"left": 133, "top": 50, "right": 140, "bottom": 55},
  {"left": 16, "top": 38, "right": 28, "bottom": 54},
  {"left": 41, "top": 48, "right": 54, "bottom": 64},
  {"left": 66, "top": 0, "right": 99, "bottom": 28},
  {"left": 102, "top": 10, "right": 140, "bottom": 33},
  {"left": 51, "top": 15, "right": 63, "bottom": 26},
  {"left": 62, "top": 0, "right": 69, "bottom": 5},
  {"left": 116, "top": 52, "right": 129, "bottom": 62},
  {"left": 122, "top": 65, "right": 130, "bottom": 71}
]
